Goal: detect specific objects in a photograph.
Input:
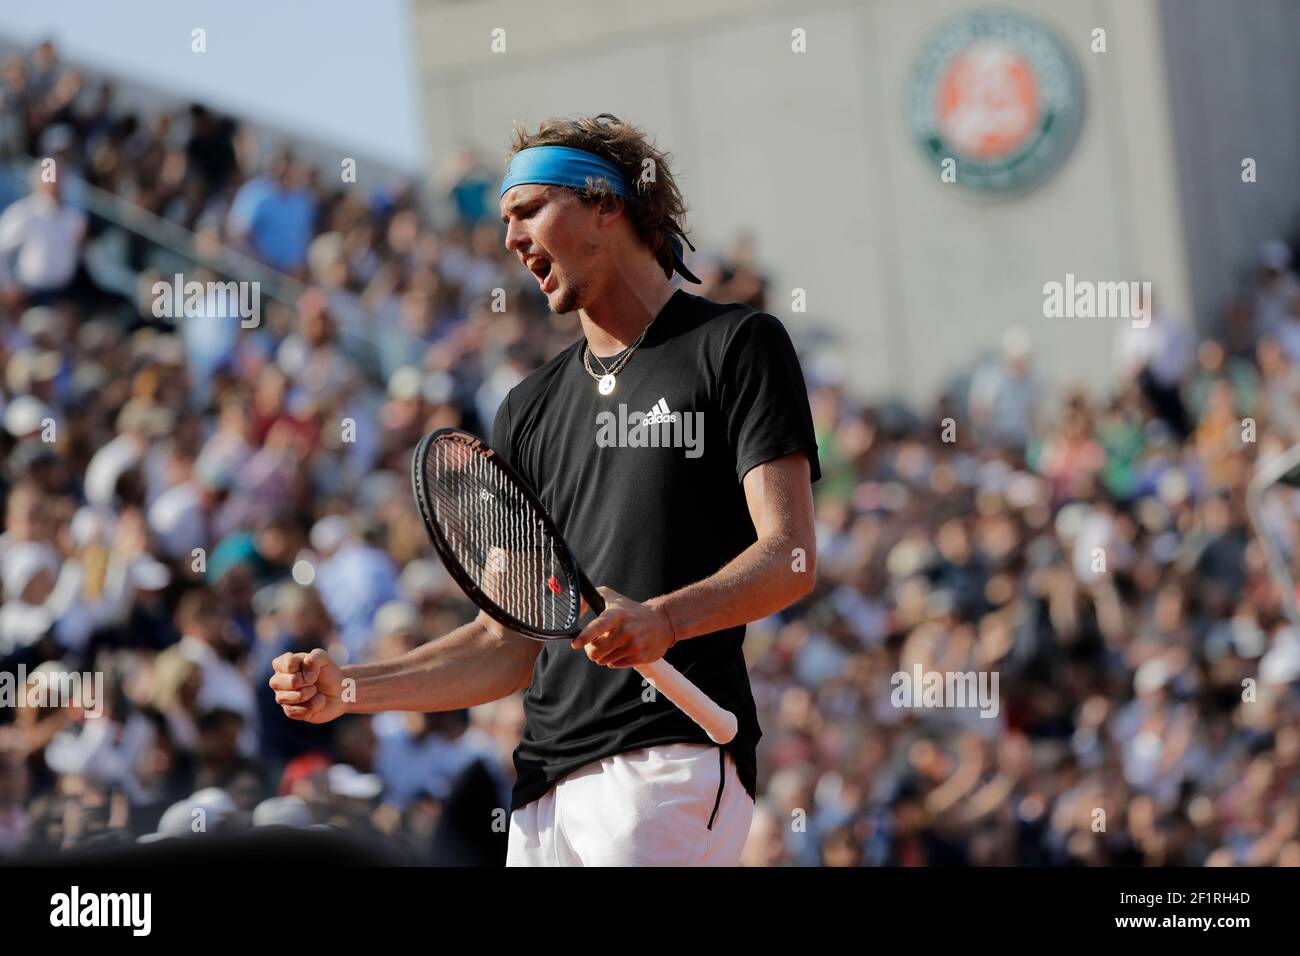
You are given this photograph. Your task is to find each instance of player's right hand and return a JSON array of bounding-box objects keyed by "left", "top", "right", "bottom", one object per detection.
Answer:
[{"left": 269, "top": 648, "right": 346, "bottom": 724}]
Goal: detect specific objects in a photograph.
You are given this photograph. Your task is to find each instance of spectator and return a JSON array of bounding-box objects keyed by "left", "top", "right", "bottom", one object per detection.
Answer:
[
  {"left": 239, "top": 156, "right": 315, "bottom": 275},
  {"left": 3, "top": 39, "right": 1299, "bottom": 868},
  {"left": 968, "top": 326, "right": 1040, "bottom": 453},
  {"left": 0, "top": 162, "right": 86, "bottom": 303}
]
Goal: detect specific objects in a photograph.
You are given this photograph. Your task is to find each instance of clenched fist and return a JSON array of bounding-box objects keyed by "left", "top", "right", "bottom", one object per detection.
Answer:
[{"left": 269, "top": 648, "right": 346, "bottom": 724}]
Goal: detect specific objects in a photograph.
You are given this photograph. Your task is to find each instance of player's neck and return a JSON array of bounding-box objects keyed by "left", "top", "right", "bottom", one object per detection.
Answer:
[{"left": 579, "top": 266, "right": 675, "bottom": 358}]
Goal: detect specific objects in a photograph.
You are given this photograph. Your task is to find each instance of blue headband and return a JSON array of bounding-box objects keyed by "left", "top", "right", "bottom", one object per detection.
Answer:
[{"left": 500, "top": 145, "right": 700, "bottom": 284}]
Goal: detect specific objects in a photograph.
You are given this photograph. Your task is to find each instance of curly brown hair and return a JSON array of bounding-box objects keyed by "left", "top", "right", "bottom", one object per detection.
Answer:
[{"left": 507, "top": 114, "right": 689, "bottom": 279}]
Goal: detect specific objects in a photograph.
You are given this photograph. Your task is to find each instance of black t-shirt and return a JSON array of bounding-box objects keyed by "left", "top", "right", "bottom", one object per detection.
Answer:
[{"left": 491, "top": 289, "right": 821, "bottom": 810}]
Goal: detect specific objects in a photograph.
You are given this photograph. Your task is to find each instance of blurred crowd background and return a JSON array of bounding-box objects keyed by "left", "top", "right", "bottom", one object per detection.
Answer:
[{"left": 2, "top": 40, "right": 1300, "bottom": 866}]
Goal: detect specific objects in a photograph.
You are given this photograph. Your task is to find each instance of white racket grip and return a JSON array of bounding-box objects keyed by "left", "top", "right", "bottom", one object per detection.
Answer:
[{"left": 636, "top": 659, "right": 738, "bottom": 744}]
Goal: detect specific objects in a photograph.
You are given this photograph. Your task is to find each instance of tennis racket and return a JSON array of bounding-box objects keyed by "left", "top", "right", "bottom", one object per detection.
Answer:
[{"left": 410, "top": 427, "right": 737, "bottom": 744}]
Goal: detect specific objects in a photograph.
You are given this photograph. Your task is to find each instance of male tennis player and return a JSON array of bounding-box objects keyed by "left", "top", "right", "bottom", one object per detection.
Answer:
[{"left": 271, "top": 113, "right": 820, "bottom": 866}]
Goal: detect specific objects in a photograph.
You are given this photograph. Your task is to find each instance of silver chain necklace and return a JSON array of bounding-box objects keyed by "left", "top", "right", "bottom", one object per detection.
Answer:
[{"left": 581, "top": 318, "right": 655, "bottom": 396}]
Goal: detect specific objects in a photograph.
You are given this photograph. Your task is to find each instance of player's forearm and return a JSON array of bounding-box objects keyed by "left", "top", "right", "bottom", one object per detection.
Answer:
[
  {"left": 340, "top": 615, "right": 538, "bottom": 713},
  {"left": 648, "top": 530, "right": 815, "bottom": 643}
]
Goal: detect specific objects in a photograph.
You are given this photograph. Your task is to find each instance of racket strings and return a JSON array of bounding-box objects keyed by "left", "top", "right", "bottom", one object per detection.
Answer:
[{"left": 424, "top": 439, "right": 575, "bottom": 632}]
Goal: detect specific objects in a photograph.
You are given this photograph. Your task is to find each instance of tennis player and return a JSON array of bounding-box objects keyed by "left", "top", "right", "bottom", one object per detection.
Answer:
[{"left": 271, "top": 113, "right": 820, "bottom": 866}]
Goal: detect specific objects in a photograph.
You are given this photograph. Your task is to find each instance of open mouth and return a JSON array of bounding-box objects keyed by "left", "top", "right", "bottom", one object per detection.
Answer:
[{"left": 527, "top": 255, "right": 554, "bottom": 290}]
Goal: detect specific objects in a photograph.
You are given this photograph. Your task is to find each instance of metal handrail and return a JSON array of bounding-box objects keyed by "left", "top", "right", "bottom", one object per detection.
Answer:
[
  {"left": 2, "top": 159, "right": 306, "bottom": 306},
  {"left": 2, "top": 158, "right": 385, "bottom": 379}
]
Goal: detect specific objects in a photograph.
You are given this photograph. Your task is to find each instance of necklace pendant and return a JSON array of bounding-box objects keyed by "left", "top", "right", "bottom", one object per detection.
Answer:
[{"left": 598, "top": 374, "right": 616, "bottom": 396}]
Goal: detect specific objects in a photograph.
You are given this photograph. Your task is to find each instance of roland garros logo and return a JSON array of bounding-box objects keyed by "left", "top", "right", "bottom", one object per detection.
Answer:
[{"left": 908, "top": 10, "right": 1084, "bottom": 196}]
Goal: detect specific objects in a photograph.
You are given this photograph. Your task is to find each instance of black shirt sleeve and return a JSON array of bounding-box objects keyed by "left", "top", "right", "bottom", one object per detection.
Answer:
[
  {"left": 490, "top": 391, "right": 517, "bottom": 469},
  {"left": 717, "top": 310, "right": 822, "bottom": 484}
]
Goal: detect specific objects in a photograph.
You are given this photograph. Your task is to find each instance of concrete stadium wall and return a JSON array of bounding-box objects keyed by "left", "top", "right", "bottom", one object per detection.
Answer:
[
  {"left": 411, "top": 0, "right": 1206, "bottom": 405},
  {"left": 1160, "top": 0, "right": 1300, "bottom": 336}
]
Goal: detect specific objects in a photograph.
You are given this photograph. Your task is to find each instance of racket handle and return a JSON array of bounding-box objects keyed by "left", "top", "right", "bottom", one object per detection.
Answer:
[
  {"left": 577, "top": 572, "right": 735, "bottom": 743},
  {"left": 637, "top": 659, "right": 738, "bottom": 745}
]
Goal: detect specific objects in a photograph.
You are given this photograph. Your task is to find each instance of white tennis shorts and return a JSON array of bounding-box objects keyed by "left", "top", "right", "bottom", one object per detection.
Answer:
[{"left": 506, "top": 742, "right": 754, "bottom": 866}]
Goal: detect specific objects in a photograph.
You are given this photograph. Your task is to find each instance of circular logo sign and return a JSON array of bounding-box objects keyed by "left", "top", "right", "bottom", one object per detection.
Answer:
[{"left": 908, "top": 10, "right": 1084, "bottom": 196}]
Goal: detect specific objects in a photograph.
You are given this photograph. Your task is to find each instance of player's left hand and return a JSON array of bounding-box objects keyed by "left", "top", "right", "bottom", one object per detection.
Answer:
[{"left": 573, "top": 587, "right": 675, "bottom": 668}]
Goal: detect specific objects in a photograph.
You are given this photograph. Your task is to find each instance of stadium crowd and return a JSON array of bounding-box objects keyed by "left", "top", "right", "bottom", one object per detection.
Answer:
[{"left": 2, "top": 41, "right": 1300, "bottom": 866}]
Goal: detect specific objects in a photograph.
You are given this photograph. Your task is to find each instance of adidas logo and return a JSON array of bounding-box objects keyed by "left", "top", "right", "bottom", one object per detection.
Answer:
[
  {"left": 594, "top": 397, "right": 704, "bottom": 459},
  {"left": 641, "top": 398, "right": 678, "bottom": 426}
]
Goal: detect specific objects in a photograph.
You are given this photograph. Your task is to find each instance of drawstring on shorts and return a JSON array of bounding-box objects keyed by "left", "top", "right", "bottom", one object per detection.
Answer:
[{"left": 707, "top": 746, "right": 726, "bottom": 831}]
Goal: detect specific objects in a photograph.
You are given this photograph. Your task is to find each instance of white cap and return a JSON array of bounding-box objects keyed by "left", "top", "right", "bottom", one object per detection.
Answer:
[
  {"left": 327, "top": 763, "right": 383, "bottom": 801},
  {"left": 147, "top": 484, "right": 206, "bottom": 559},
  {"left": 19, "top": 306, "right": 56, "bottom": 338},
  {"left": 1261, "top": 628, "right": 1300, "bottom": 685},
  {"left": 0, "top": 602, "right": 53, "bottom": 646},
  {"left": 2, "top": 541, "right": 61, "bottom": 600},
  {"left": 84, "top": 435, "right": 144, "bottom": 509},
  {"left": 3, "top": 395, "right": 52, "bottom": 437},
  {"left": 155, "top": 800, "right": 199, "bottom": 838},
  {"left": 400, "top": 558, "right": 448, "bottom": 600},
  {"left": 69, "top": 507, "right": 104, "bottom": 549},
  {"left": 5, "top": 349, "right": 60, "bottom": 392},
  {"left": 387, "top": 365, "right": 422, "bottom": 400},
  {"left": 374, "top": 600, "right": 419, "bottom": 637},
  {"left": 253, "top": 795, "right": 315, "bottom": 828},
  {"left": 1134, "top": 658, "right": 1173, "bottom": 695},
  {"left": 128, "top": 554, "right": 172, "bottom": 591},
  {"left": 139, "top": 788, "right": 237, "bottom": 841},
  {"left": 310, "top": 515, "right": 352, "bottom": 554},
  {"left": 190, "top": 787, "right": 239, "bottom": 824}
]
